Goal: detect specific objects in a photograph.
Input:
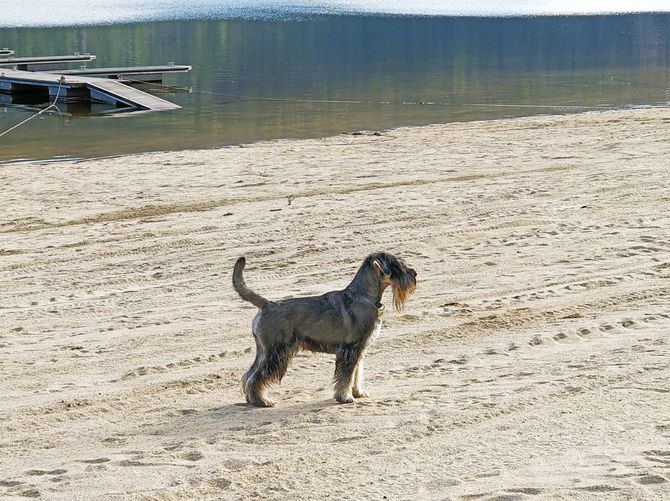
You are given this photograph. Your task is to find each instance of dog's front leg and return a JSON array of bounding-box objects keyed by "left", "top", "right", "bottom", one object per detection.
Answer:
[
  {"left": 333, "top": 345, "right": 360, "bottom": 403},
  {"left": 352, "top": 357, "right": 370, "bottom": 398}
]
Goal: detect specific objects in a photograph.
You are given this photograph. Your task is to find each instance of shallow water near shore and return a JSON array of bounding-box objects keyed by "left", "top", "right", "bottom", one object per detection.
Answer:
[{"left": 1, "top": 13, "right": 669, "bottom": 162}]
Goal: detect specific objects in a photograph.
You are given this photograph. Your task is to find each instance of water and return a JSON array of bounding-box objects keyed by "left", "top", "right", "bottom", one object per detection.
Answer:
[
  {"left": 1, "top": 11, "right": 669, "bottom": 162},
  {"left": 2, "top": 1, "right": 670, "bottom": 27}
]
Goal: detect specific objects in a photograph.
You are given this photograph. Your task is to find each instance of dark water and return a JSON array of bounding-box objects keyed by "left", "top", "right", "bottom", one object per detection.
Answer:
[{"left": 1, "top": 13, "right": 669, "bottom": 162}]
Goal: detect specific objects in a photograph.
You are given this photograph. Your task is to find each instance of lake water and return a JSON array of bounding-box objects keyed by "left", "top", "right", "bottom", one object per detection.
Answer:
[
  {"left": 2, "top": 1, "right": 670, "bottom": 27},
  {"left": 1, "top": 8, "right": 669, "bottom": 162}
]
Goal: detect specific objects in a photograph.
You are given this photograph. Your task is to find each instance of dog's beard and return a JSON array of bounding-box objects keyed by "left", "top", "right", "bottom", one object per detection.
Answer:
[{"left": 391, "top": 275, "right": 416, "bottom": 311}]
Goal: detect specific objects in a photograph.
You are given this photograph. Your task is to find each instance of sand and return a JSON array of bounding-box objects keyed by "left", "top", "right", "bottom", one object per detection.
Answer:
[{"left": 1, "top": 108, "right": 669, "bottom": 500}]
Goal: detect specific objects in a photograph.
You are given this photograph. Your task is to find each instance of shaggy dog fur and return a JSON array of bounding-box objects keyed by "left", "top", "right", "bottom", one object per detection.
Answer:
[{"left": 233, "top": 252, "right": 417, "bottom": 406}]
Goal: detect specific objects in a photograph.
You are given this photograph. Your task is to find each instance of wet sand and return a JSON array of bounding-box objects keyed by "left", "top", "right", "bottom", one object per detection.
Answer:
[{"left": 1, "top": 108, "right": 669, "bottom": 499}]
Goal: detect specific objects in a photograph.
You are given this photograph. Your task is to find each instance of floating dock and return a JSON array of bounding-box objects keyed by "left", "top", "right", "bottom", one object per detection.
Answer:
[
  {"left": 54, "top": 64, "right": 192, "bottom": 83},
  {"left": 0, "top": 54, "right": 96, "bottom": 71},
  {"left": 0, "top": 68, "right": 180, "bottom": 111},
  {"left": 0, "top": 51, "right": 191, "bottom": 112}
]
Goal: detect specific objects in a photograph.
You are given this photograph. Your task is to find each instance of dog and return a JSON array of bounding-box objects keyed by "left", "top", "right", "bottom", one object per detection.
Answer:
[{"left": 232, "top": 252, "right": 417, "bottom": 407}]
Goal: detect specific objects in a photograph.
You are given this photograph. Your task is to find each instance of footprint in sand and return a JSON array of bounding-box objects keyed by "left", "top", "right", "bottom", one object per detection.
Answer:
[
  {"left": 506, "top": 487, "right": 544, "bottom": 496},
  {"left": 25, "top": 469, "right": 67, "bottom": 476},
  {"left": 642, "top": 449, "right": 670, "bottom": 465},
  {"left": 636, "top": 475, "right": 668, "bottom": 485},
  {"left": 208, "top": 477, "right": 231, "bottom": 490},
  {"left": 575, "top": 485, "right": 620, "bottom": 493},
  {"left": 0, "top": 480, "right": 23, "bottom": 487},
  {"left": 101, "top": 436, "right": 127, "bottom": 446},
  {"left": 79, "top": 458, "right": 111, "bottom": 464},
  {"left": 19, "top": 488, "right": 41, "bottom": 498},
  {"left": 177, "top": 451, "right": 205, "bottom": 462},
  {"left": 553, "top": 332, "right": 568, "bottom": 342}
]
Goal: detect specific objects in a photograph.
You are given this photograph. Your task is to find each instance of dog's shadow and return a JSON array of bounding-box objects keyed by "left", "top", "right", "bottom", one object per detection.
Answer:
[{"left": 165, "top": 398, "right": 350, "bottom": 439}]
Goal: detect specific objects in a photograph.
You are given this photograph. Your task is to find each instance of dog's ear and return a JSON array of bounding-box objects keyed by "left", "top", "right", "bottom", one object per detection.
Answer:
[{"left": 372, "top": 259, "right": 390, "bottom": 277}]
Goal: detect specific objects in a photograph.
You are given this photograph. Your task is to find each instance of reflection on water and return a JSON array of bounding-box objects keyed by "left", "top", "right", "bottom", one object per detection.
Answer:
[{"left": 1, "top": 14, "right": 669, "bottom": 161}]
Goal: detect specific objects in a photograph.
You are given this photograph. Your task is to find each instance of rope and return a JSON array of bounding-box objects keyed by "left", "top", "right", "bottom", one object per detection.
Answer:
[
  {"left": 176, "top": 85, "right": 606, "bottom": 110},
  {"left": 124, "top": 79, "right": 609, "bottom": 111},
  {"left": 0, "top": 77, "right": 65, "bottom": 138}
]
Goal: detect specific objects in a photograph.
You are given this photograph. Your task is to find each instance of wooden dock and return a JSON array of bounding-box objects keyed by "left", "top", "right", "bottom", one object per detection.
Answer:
[
  {"left": 0, "top": 54, "right": 96, "bottom": 71},
  {"left": 0, "top": 68, "right": 180, "bottom": 111}
]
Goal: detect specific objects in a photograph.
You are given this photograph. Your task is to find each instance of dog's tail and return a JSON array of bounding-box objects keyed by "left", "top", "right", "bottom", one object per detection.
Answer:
[{"left": 233, "top": 257, "right": 270, "bottom": 309}]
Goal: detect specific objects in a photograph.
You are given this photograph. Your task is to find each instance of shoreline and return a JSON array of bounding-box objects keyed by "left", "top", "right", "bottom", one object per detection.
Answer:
[
  {"left": 1, "top": 107, "right": 669, "bottom": 499},
  {"left": 3, "top": 104, "right": 667, "bottom": 167}
]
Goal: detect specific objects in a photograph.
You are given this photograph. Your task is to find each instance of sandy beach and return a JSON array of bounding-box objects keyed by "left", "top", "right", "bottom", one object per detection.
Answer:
[{"left": 1, "top": 108, "right": 669, "bottom": 500}]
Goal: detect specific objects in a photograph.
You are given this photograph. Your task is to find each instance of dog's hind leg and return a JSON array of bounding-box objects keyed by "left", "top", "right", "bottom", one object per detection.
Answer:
[
  {"left": 242, "top": 335, "right": 263, "bottom": 403},
  {"left": 352, "top": 356, "right": 369, "bottom": 398},
  {"left": 245, "top": 341, "right": 296, "bottom": 407},
  {"left": 333, "top": 344, "right": 362, "bottom": 403}
]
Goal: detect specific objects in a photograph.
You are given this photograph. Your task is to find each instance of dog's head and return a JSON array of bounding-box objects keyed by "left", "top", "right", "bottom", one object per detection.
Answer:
[{"left": 368, "top": 252, "right": 417, "bottom": 310}]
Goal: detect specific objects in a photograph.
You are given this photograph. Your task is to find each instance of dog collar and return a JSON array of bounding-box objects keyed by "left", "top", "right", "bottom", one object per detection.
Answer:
[{"left": 375, "top": 302, "right": 385, "bottom": 317}]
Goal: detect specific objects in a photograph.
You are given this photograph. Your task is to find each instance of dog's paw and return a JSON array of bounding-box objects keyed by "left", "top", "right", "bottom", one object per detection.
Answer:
[
  {"left": 249, "top": 397, "right": 275, "bottom": 407},
  {"left": 335, "top": 393, "right": 355, "bottom": 404},
  {"left": 352, "top": 388, "right": 370, "bottom": 398}
]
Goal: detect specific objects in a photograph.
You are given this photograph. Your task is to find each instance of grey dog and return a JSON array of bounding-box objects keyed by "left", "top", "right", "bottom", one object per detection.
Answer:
[{"left": 233, "top": 252, "right": 417, "bottom": 406}]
